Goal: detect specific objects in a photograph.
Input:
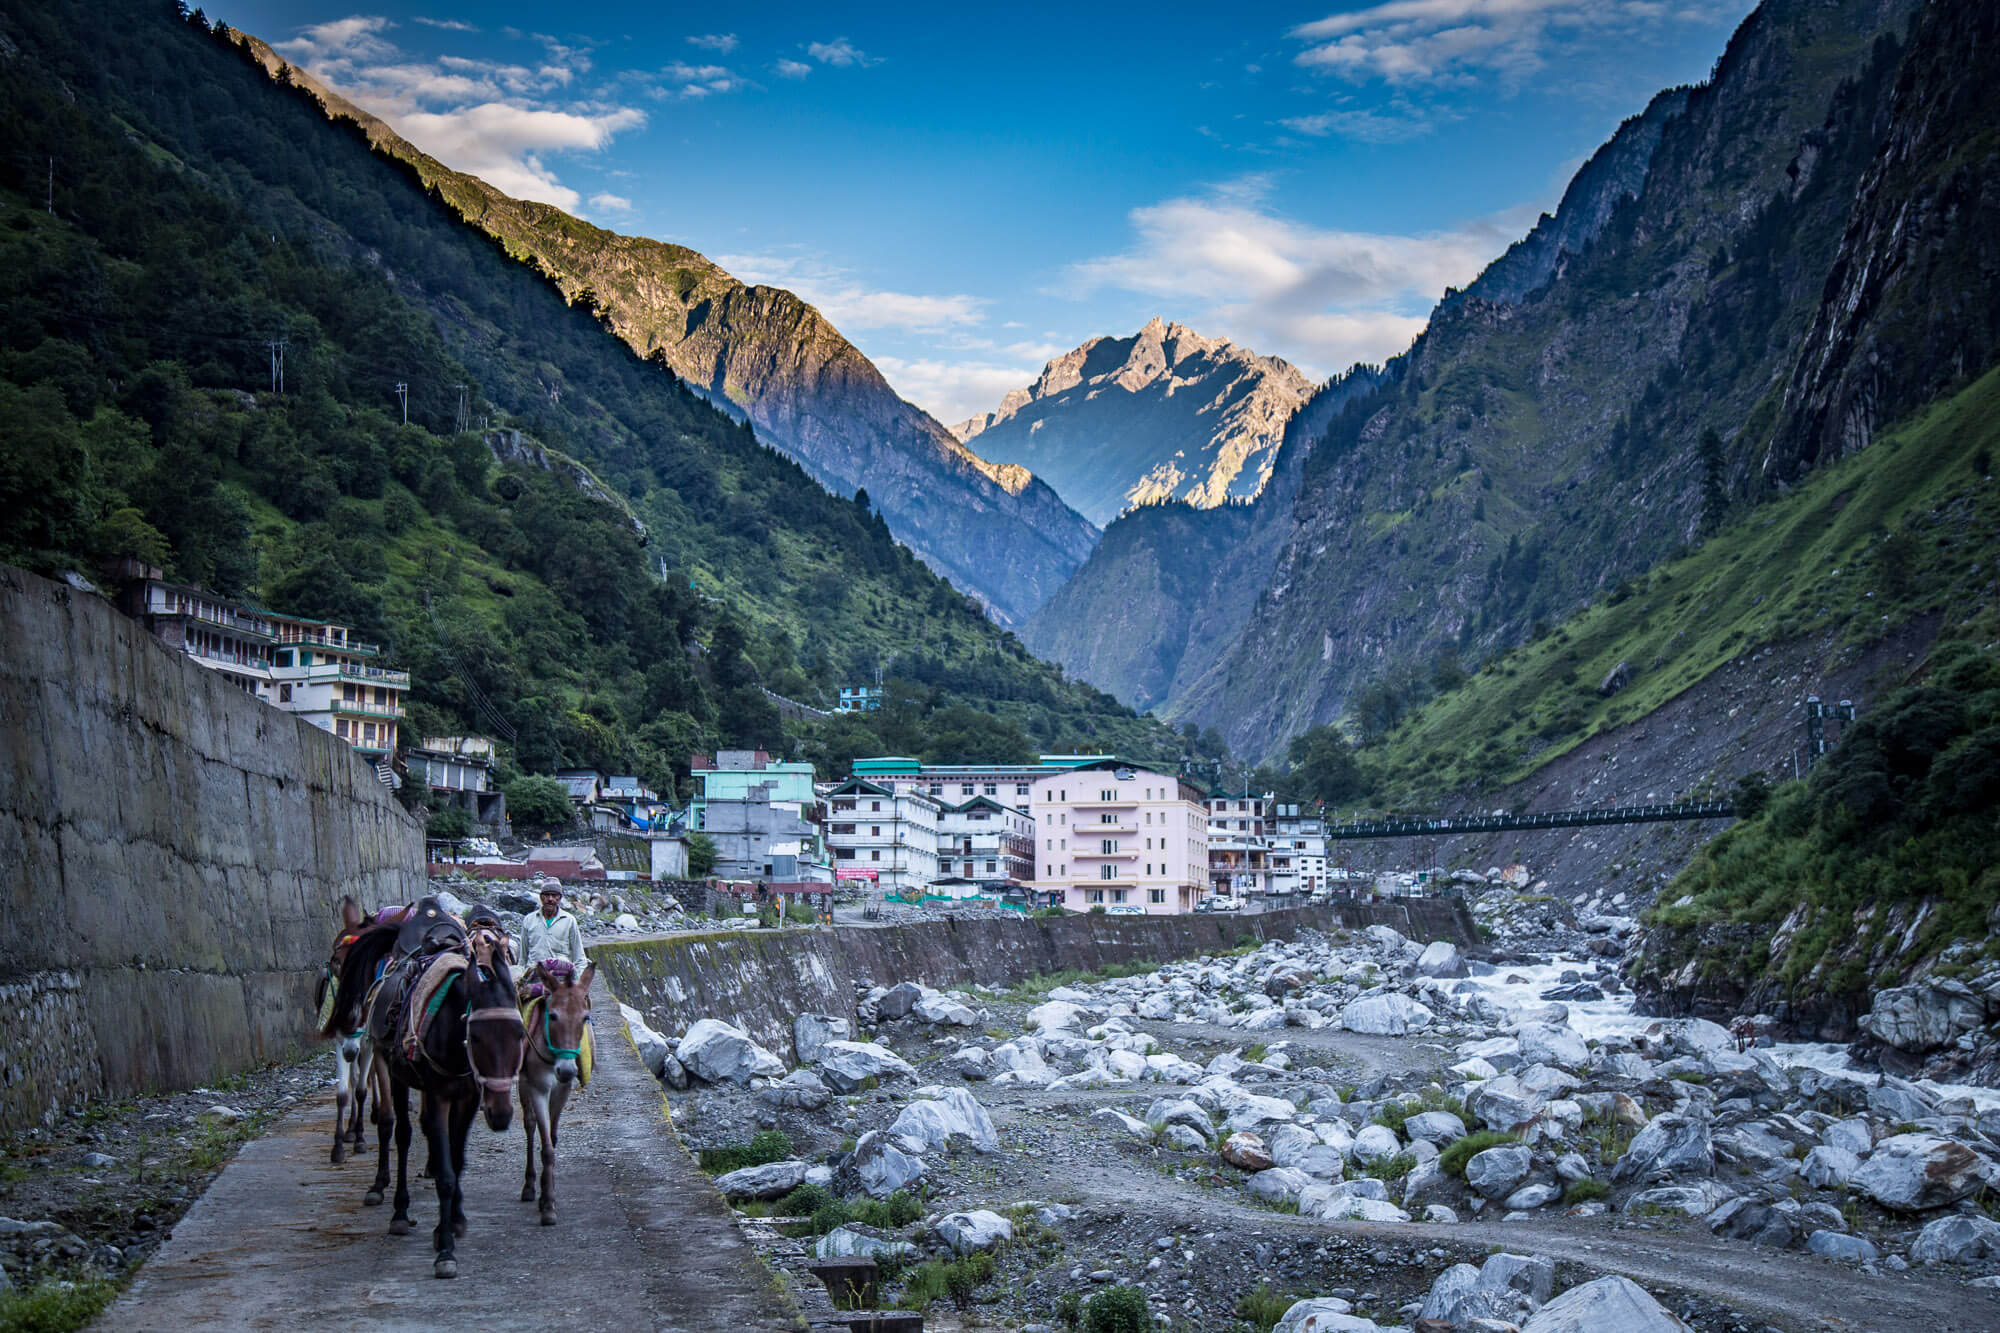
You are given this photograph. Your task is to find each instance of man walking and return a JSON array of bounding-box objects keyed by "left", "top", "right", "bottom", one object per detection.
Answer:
[{"left": 517, "top": 875, "right": 586, "bottom": 970}]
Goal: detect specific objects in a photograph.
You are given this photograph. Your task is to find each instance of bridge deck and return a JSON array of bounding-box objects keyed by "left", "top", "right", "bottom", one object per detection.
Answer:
[
  {"left": 1325, "top": 800, "right": 1736, "bottom": 840},
  {"left": 99, "top": 980, "right": 794, "bottom": 1332}
]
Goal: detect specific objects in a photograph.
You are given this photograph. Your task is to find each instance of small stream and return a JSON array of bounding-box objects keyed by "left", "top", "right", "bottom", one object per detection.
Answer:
[{"left": 1456, "top": 953, "right": 2000, "bottom": 1111}]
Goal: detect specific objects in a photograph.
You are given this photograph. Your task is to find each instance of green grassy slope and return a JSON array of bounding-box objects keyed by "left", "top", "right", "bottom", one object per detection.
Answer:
[{"left": 1365, "top": 364, "right": 2000, "bottom": 806}]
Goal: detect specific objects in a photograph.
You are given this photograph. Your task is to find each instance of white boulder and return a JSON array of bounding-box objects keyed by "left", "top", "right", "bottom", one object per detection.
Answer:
[{"left": 676, "top": 1018, "right": 786, "bottom": 1086}]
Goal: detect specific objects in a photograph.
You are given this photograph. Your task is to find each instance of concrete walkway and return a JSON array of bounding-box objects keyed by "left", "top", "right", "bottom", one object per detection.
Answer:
[{"left": 101, "top": 980, "right": 798, "bottom": 1332}]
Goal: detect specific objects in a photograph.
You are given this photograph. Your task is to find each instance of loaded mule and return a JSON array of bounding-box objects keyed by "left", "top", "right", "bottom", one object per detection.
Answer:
[
  {"left": 329, "top": 897, "right": 525, "bottom": 1278},
  {"left": 316, "top": 896, "right": 392, "bottom": 1164},
  {"left": 515, "top": 958, "right": 595, "bottom": 1224}
]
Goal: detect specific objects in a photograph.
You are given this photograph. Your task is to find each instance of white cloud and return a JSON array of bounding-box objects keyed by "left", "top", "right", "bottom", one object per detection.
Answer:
[
  {"left": 807, "top": 38, "right": 877, "bottom": 68},
  {"left": 414, "top": 17, "right": 478, "bottom": 32},
  {"left": 275, "top": 15, "right": 397, "bottom": 67},
  {"left": 872, "top": 356, "right": 1044, "bottom": 430},
  {"left": 1064, "top": 177, "right": 1527, "bottom": 376},
  {"left": 1279, "top": 106, "right": 1439, "bottom": 142},
  {"left": 1288, "top": 0, "right": 1739, "bottom": 87},
  {"left": 686, "top": 33, "right": 738, "bottom": 53},
  {"left": 657, "top": 61, "right": 748, "bottom": 98},
  {"left": 715, "top": 252, "right": 984, "bottom": 332},
  {"left": 396, "top": 104, "right": 645, "bottom": 209},
  {"left": 589, "top": 191, "right": 633, "bottom": 212},
  {"left": 274, "top": 14, "right": 644, "bottom": 214},
  {"left": 773, "top": 58, "right": 813, "bottom": 79}
]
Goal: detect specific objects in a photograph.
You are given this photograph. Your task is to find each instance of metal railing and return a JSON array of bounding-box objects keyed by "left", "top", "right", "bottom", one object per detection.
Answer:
[{"left": 1325, "top": 800, "right": 1737, "bottom": 841}]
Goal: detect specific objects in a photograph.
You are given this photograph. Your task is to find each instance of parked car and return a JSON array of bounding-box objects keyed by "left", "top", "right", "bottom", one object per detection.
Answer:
[{"left": 1195, "top": 896, "right": 1240, "bottom": 913}]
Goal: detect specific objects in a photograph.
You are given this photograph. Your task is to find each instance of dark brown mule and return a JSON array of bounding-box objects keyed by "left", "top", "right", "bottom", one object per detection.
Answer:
[
  {"left": 515, "top": 959, "right": 595, "bottom": 1224},
  {"left": 338, "top": 921, "right": 523, "bottom": 1278},
  {"left": 316, "top": 896, "right": 382, "bottom": 1164}
]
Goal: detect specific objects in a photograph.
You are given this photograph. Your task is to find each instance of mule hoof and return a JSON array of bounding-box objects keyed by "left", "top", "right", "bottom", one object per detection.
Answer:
[
  {"left": 330, "top": 1147, "right": 345, "bottom": 1165},
  {"left": 540, "top": 1210, "right": 556, "bottom": 1226},
  {"left": 434, "top": 1259, "right": 458, "bottom": 1279},
  {"left": 388, "top": 1217, "right": 411, "bottom": 1235},
  {"left": 521, "top": 1184, "right": 537, "bottom": 1203},
  {"left": 363, "top": 1191, "right": 383, "bottom": 1207}
]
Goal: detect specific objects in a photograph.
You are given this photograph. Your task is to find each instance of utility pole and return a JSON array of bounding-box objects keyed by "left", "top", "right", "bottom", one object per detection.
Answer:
[
  {"left": 394, "top": 381, "right": 408, "bottom": 425},
  {"left": 266, "top": 338, "right": 287, "bottom": 394},
  {"left": 47, "top": 157, "right": 54, "bottom": 215},
  {"left": 453, "top": 384, "right": 468, "bottom": 434}
]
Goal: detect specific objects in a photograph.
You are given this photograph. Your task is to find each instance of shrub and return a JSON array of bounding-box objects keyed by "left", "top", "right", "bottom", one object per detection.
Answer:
[
  {"left": 1237, "top": 1280, "right": 1302, "bottom": 1333},
  {"left": 1089, "top": 904, "right": 1107, "bottom": 915},
  {"left": 1056, "top": 1290, "right": 1084, "bottom": 1329},
  {"left": 1563, "top": 1178, "right": 1610, "bottom": 1205},
  {"left": 1360, "top": 1151, "right": 1417, "bottom": 1182},
  {"left": 696, "top": 1128, "right": 793, "bottom": 1174},
  {"left": 1085, "top": 1284, "right": 1151, "bottom": 1333},
  {"left": 1439, "top": 1131, "right": 1517, "bottom": 1179},
  {"left": 775, "top": 1182, "right": 835, "bottom": 1218},
  {"left": 0, "top": 1279, "right": 117, "bottom": 1333},
  {"left": 1242, "top": 1042, "right": 1269, "bottom": 1064}
]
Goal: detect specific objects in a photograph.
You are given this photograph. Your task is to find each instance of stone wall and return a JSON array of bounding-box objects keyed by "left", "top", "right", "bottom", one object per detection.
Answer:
[
  {"left": 595, "top": 899, "right": 1479, "bottom": 1059},
  {"left": 0, "top": 567, "right": 426, "bottom": 1130}
]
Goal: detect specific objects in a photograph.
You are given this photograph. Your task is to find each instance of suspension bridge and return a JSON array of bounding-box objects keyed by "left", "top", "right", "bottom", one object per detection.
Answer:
[{"left": 1323, "top": 798, "right": 1738, "bottom": 841}]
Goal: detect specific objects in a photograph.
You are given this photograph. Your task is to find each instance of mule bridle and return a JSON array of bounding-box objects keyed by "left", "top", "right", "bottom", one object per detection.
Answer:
[{"left": 465, "top": 999, "right": 526, "bottom": 1094}]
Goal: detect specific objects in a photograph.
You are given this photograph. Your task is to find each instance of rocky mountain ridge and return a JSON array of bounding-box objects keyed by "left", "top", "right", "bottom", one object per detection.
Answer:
[
  {"left": 952, "top": 318, "right": 1313, "bottom": 526},
  {"left": 1040, "top": 0, "right": 1951, "bottom": 765},
  {"left": 239, "top": 36, "right": 1095, "bottom": 625}
]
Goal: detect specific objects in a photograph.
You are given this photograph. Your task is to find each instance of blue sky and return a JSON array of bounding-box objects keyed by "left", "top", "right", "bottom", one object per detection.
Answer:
[{"left": 224, "top": 1, "right": 1757, "bottom": 427}]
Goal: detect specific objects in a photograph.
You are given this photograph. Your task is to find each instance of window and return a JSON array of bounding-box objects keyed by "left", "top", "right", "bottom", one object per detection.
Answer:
[
  {"left": 929, "top": 784, "right": 943, "bottom": 796},
  {"left": 983, "top": 783, "right": 997, "bottom": 795},
  {"left": 985, "top": 859, "right": 997, "bottom": 873},
  {"left": 1145, "top": 837, "right": 1152, "bottom": 850},
  {"left": 362, "top": 723, "right": 376, "bottom": 741},
  {"left": 1149, "top": 888, "right": 1165, "bottom": 904},
  {"left": 961, "top": 783, "right": 974, "bottom": 795},
  {"left": 1045, "top": 864, "right": 1053, "bottom": 877},
  {"left": 836, "top": 848, "right": 854, "bottom": 860},
  {"left": 336, "top": 719, "right": 350, "bottom": 738},
  {"left": 1099, "top": 864, "right": 1115, "bottom": 880},
  {"left": 832, "top": 823, "right": 856, "bottom": 835},
  {"left": 870, "top": 850, "right": 881, "bottom": 862},
  {"left": 871, "top": 826, "right": 881, "bottom": 837},
  {"left": 870, "top": 801, "right": 882, "bottom": 812},
  {"left": 1144, "top": 812, "right": 1152, "bottom": 825},
  {"left": 1100, "top": 839, "right": 1116, "bottom": 854},
  {"left": 1100, "top": 789, "right": 1116, "bottom": 801},
  {"left": 1015, "top": 783, "right": 1029, "bottom": 796},
  {"left": 278, "top": 684, "right": 292, "bottom": 703},
  {"left": 1088, "top": 889, "right": 1105, "bottom": 904}
]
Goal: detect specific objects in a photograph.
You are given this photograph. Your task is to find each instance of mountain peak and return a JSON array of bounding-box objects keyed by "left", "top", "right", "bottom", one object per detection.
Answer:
[{"left": 950, "top": 322, "right": 1312, "bottom": 525}]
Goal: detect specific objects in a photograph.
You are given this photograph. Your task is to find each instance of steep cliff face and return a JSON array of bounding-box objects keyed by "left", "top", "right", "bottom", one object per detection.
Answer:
[
  {"left": 239, "top": 39, "right": 1096, "bottom": 625},
  {"left": 1023, "top": 364, "right": 1390, "bottom": 710},
  {"left": 1446, "top": 87, "right": 1691, "bottom": 308},
  {"left": 953, "top": 319, "right": 1312, "bottom": 526},
  {"left": 1167, "top": 0, "right": 1923, "bottom": 759},
  {"left": 1770, "top": 0, "right": 2000, "bottom": 474}
]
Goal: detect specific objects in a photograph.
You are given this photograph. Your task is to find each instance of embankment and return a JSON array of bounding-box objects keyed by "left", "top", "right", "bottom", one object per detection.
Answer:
[
  {"left": 0, "top": 566, "right": 425, "bottom": 1130},
  {"left": 596, "top": 898, "right": 1476, "bottom": 1058}
]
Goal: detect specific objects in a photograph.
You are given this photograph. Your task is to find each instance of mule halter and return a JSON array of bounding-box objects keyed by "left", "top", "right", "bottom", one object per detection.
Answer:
[{"left": 465, "top": 997, "right": 526, "bottom": 1094}]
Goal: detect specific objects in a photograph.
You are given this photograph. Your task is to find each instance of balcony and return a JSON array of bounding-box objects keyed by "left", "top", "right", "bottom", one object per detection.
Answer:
[
  {"left": 332, "top": 697, "right": 406, "bottom": 719},
  {"left": 1075, "top": 847, "right": 1139, "bottom": 859},
  {"left": 1084, "top": 822, "right": 1138, "bottom": 835},
  {"left": 341, "top": 663, "right": 410, "bottom": 685},
  {"left": 276, "top": 626, "right": 381, "bottom": 656}
]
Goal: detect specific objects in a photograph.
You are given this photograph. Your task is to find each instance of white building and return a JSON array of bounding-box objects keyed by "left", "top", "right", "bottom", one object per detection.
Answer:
[
  {"left": 1272, "top": 803, "right": 1329, "bottom": 896},
  {"left": 825, "top": 778, "right": 940, "bottom": 896},
  {"left": 935, "top": 795, "right": 1034, "bottom": 886},
  {"left": 266, "top": 614, "right": 407, "bottom": 761},
  {"left": 1031, "top": 760, "right": 1209, "bottom": 915},
  {"left": 1205, "top": 793, "right": 1274, "bottom": 898},
  {"left": 119, "top": 566, "right": 408, "bottom": 763}
]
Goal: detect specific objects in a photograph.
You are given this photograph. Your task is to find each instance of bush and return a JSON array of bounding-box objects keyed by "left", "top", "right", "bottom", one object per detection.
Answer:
[
  {"left": 1088, "top": 904, "right": 1107, "bottom": 915},
  {"left": 1439, "top": 1130, "right": 1517, "bottom": 1179},
  {"left": 1085, "top": 1284, "right": 1151, "bottom": 1333},
  {"left": 775, "top": 1182, "right": 835, "bottom": 1217},
  {"left": 0, "top": 1279, "right": 117, "bottom": 1333},
  {"left": 1237, "top": 1280, "right": 1302, "bottom": 1332},
  {"left": 1564, "top": 1178, "right": 1610, "bottom": 1204},
  {"left": 696, "top": 1128, "right": 793, "bottom": 1174},
  {"left": 503, "top": 774, "right": 575, "bottom": 833}
]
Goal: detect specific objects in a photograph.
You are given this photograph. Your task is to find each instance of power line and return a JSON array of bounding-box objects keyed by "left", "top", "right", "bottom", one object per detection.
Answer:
[{"left": 265, "top": 337, "right": 287, "bottom": 393}]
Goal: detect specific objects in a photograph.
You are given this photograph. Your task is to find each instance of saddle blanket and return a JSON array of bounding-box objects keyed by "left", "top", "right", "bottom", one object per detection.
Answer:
[{"left": 401, "top": 951, "right": 468, "bottom": 1060}]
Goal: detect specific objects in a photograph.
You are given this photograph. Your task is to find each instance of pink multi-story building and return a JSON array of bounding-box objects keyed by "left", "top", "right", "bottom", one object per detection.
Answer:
[{"left": 1030, "top": 760, "right": 1210, "bottom": 915}]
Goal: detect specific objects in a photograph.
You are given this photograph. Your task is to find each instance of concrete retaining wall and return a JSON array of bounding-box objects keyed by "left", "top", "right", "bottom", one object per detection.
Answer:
[
  {"left": 0, "top": 566, "right": 426, "bottom": 1130},
  {"left": 595, "top": 898, "right": 1479, "bottom": 1059}
]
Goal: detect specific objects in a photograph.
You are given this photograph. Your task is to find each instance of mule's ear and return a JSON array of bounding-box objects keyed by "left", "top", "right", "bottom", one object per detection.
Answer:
[
  {"left": 579, "top": 961, "right": 596, "bottom": 990},
  {"left": 340, "top": 895, "right": 362, "bottom": 930}
]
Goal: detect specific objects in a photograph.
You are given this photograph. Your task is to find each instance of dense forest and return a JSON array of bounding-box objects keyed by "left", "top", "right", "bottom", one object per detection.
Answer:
[{"left": 0, "top": 0, "right": 1184, "bottom": 795}]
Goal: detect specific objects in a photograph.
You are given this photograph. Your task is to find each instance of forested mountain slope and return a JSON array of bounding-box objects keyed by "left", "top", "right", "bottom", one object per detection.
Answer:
[
  {"left": 234, "top": 34, "right": 1096, "bottom": 627},
  {"left": 0, "top": 0, "right": 1175, "bottom": 792}
]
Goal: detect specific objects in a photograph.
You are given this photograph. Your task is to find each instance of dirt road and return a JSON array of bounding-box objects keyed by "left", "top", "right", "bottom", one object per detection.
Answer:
[{"left": 99, "top": 983, "right": 794, "bottom": 1332}]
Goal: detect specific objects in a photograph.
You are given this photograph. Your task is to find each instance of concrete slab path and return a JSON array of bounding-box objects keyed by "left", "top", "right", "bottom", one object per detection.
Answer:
[{"left": 101, "top": 978, "right": 798, "bottom": 1332}]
